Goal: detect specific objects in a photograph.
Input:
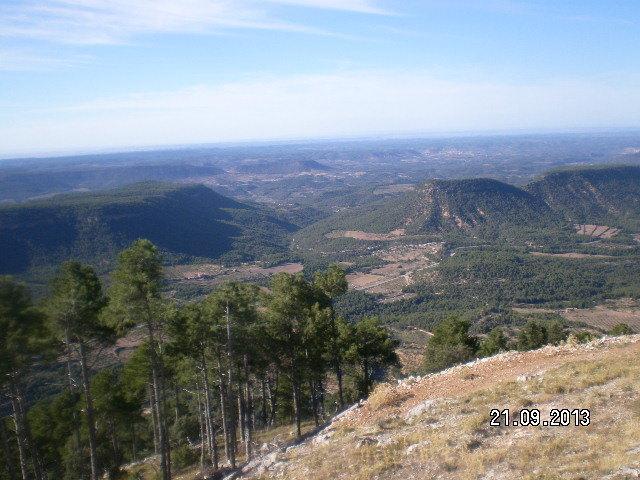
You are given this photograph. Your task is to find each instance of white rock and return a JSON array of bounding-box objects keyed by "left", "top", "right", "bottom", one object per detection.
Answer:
[
  {"left": 404, "top": 399, "right": 437, "bottom": 420},
  {"left": 405, "top": 441, "right": 429, "bottom": 455}
]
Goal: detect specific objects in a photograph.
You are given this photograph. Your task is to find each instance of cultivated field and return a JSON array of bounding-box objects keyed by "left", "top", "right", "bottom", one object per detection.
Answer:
[
  {"left": 514, "top": 299, "right": 640, "bottom": 333},
  {"left": 327, "top": 229, "right": 406, "bottom": 241},
  {"left": 373, "top": 184, "right": 415, "bottom": 195},
  {"left": 165, "top": 262, "right": 304, "bottom": 295},
  {"left": 563, "top": 305, "right": 640, "bottom": 333},
  {"left": 166, "top": 262, "right": 303, "bottom": 281},
  {"left": 345, "top": 243, "right": 442, "bottom": 302},
  {"left": 575, "top": 224, "right": 621, "bottom": 238},
  {"left": 530, "top": 252, "right": 613, "bottom": 259}
]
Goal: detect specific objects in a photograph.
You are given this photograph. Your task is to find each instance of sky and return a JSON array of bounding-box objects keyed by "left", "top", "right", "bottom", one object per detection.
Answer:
[{"left": 1, "top": 0, "right": 639, "bottom": 157}]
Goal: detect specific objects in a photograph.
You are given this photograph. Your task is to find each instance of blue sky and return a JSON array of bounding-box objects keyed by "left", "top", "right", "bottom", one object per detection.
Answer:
[{"left": 1, "top": 0, "right": 639, "bottom": 157}]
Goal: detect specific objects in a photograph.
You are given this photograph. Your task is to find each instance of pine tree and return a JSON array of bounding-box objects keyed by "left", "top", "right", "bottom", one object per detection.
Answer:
[
  {"left": 168, "top": 303, "right": 222, "bottom": 473},
  {"left": 313, "top": 265, "right": 348, "bottom": 408},
  {"left": 104, "top": 240, "right": 172, "bottom": 480},
  {"left": 423, "top": 317, "right": 477, "bottom": 373},
  {"left": 345, "top": 317, "right": 399, "bottom": 398},
  {"left": 46, "top": 262, "right": 111, "bottom": 480},
  {"left": 0, "top": 277, "right": 51, "bottom": 480},
  {"left": 264, "top": 273, "right": 316, "bottom": 437},
  {"left": 478, "top": 327, "right": 508, "bottom": 357}
]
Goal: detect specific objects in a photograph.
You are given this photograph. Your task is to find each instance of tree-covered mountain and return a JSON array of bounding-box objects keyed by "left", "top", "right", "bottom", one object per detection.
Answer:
[
  {"left": 295, "top": 177, "right": 561, "bottom": 247},
  {"left": 0, "top": 182, "right": 296, "bottom": 274},
  {"left": 526, "top": 165, "right": 640, "bottom": 228},
  {"left": 0, "top": 163, "right": 224, "bottom": 203},
  {"left": 232, "top": 159, "right": 331, "bottom": 174},
  {"left": 296, "top": 165, "right": 640, "bottom": 251}
]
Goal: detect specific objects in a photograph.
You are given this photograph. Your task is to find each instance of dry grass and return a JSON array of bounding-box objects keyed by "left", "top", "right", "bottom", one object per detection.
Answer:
[{"left": 242, "top": 337, "right": 640, "bottom": 480}]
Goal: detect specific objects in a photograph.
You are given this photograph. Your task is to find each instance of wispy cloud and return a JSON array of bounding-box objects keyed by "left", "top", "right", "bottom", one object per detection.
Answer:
[
  {"left": 0, "top": 0, "right": 387, "bottom": 45},
  {"left": 267, "top": 0, "right": 390, "bottom": 15}
]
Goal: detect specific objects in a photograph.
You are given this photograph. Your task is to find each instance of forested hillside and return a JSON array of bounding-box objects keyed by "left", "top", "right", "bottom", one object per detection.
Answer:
[
  {"left": 0, "top": 182, "right": 295, "bottom": 274},
  {"left": 296, "top": 165, "right": 640, "bottom": 251},
  {"left": 232, "top": 159, "right": 331, "bottom": 174},
  {"left": 526, "top": 165, "right": 640, "bottom": 228},
  {"left": 0, "top": 164, "right": 224, "bottom": 203},
  {"left": 295, "top": 177, "right": 562, "bottom": 252}
]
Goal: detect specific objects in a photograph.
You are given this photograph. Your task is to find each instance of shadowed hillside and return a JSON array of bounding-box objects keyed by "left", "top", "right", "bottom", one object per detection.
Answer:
[
  {"left": 0, "top": 182, "right": 296, "bottom": 273},
  {"left": 0, "top": 163, "right": 224, "bottom": 202}
]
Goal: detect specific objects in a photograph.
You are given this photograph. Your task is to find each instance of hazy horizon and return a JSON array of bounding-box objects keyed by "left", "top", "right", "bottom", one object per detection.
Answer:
[
  {"left": 2, "top": 0, "right": 639, "bottom": 157},
  {"left": 3, "top": 127, "right": 640, "bottom": 162}
]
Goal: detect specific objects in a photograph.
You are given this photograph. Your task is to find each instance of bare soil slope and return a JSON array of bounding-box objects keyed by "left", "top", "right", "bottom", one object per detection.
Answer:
[{"left": 241, "top": 336, "right": 640, "bottom": 480}]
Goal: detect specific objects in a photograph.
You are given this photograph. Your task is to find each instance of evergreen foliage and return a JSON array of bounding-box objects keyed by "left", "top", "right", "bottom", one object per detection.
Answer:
[{"left": 423, "top": 317, "right": 478, "bottom": 373}]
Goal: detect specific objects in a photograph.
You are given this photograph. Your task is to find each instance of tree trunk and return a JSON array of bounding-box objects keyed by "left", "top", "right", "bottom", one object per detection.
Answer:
[
  {"left": 63, "top": 330, "right": 83, "bottom": 476},
  {"left": 291, "top": 380, "right": 302, "bottom": 438},
  {"left": 201, "top": 359, "right": 218, "bottom": 470},
  {"left": 309, "top": 379, "right": 319, "bottom": 427},
  {"left": 318, "top": 381, "right": 326, "bottom": 421},
  {"left": 173, "top": 385, "right": 180, "bottom": 429},
  {"left": 8, "top": 378, "right": 30, "bottom": 480},
  {"left": 0, "top": 414, "right": 17, "bottom": 480},
  {"left": 79, "top": 341, "right": 100, "bottom": 480},
  {"left": 225, "top": 304, "right": 237, "bottom": 469},
  {"left": 197, "top": 388, "right": 206, "bottom": 476},
  {"left": 109, "top": 422, "right": 121, "bottom": 471},
  {"left": 131, "top": 423, "right": 137, "bottom": 462},
  {"left": 237, "top": 395, "right": 245, "bottom": 450},
  {"left": 267, "top": 374, "right": 278, "bottom": 427},
  {"left": 17, "top": 386, "right": 44, "bottom": 480},
  {"left": 260, "top": 378, "right": 268, "bottom": 427},
  {"left": 335, "top": 362, "right": 345, "bottom": 409},
  {"left": 148, "top": 383, "right": 160, "bottom": 455},
  {"left": 216, "top": 355, "right": 234, "bottom": 468},
  {"left": 243, "top": 356, "right": 252, "bottom": 459},
  {"left": 362, "top": 359, "right": 370, "bottom": 397},
  {"left": 146, "top": 321, "right": 170, "bottom": 480}
]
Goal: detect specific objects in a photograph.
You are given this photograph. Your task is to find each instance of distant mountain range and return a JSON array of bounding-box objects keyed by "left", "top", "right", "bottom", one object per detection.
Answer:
[
  {"left": 3, "top": 164, "right": 639, "bottom": 276},
  {"left": 295, "top": 165, "right": 640, "bottom": 246},
  {"left": 0, "top": 182, "right": 296, "bottom": 274},
  {"left": 0, "top": 164, "right": 224, "bottom": 203},
  {"left": 232, "top": 159, "right": 331, "bottom": 175}
]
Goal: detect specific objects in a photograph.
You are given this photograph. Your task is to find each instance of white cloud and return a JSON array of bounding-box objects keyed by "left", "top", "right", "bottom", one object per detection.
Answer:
[
  {"left": 0, "top": 0, "right": 386, "bottom": 45},
  {"left": 2, "top": 70, "right": 639, "bottom": 156},
  {"left": 267, "top": 0, "right": 389, "bottom": 15}
]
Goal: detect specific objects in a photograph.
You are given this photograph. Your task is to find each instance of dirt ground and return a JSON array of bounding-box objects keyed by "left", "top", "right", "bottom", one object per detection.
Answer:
[
  {"left": 345, "top": 336, "right": 640, "bottom": 426},
  {"left": 575, "top": 224, "right": 621, "bottom": 238},
  {"left": 166, "top": 262, "right": 303, "bottom": 283},
  {"left": 373, "top": 184, "right": 415, "bottom": 195},
  {"left": 530, "top": 251, "right": 613, "bottom": 259},
  {"left": 327, "top": 229, "right": 406, "bottom": 241},
  {"left": 240, "top": 336, "right": 640, "bottom": 480}
]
